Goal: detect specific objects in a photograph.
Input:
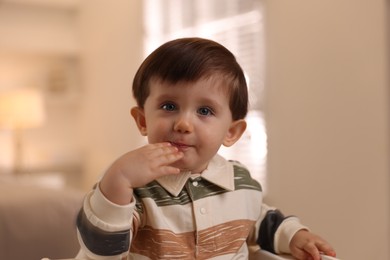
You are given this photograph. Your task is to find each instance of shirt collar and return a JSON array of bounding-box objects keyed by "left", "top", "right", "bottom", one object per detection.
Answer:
[{"left": 156, "top": 154, "right": 235, "bottom": 197}]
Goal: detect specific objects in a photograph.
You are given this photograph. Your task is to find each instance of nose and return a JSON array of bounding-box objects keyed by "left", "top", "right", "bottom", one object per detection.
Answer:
[{"left": 173, "top": 113, "right": 194, "bottom": 133}]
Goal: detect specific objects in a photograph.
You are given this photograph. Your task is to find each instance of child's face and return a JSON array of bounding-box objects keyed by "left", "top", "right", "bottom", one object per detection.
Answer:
[{"left": 132, "top": 77, "right": 246, "bottom": 173}]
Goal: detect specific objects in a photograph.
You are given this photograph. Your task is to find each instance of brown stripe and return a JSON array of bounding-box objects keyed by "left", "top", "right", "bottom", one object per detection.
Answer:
[
  {"left": 197, "top": 219, "right": 255, "bottom": 258},
  {"left": 130, "top": 219, "right": 255, "bottom": 259},
  {"left": 131, "top": 226, "right": 195, "bottom": 259}
]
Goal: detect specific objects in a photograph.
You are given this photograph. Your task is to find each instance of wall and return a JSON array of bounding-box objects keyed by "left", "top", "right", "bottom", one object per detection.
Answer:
[
  {"left": 78, "top": 0, "right": 144, "bottom": 189},
  {"left": 0, "top": 1, "right": 144, "bottom": 187},
  {"left": 0, "top": 1, "right": 82, "bottom": 174},
  {"left": 264, "top": 1, "right": 390, "bottom": 259}
]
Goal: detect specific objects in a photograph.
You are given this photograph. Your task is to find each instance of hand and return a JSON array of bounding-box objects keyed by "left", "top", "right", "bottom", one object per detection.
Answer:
[
  {"left": 100, "top": 142, "right": 184, "bottom": 205},
  {"left": 289, "top": 230, "right": 336, "bottom": 260}
]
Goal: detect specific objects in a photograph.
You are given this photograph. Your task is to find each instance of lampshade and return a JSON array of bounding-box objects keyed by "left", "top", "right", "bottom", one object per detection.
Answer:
[{"left": 0, "top": 88, "right": 46, "bottom": 129}]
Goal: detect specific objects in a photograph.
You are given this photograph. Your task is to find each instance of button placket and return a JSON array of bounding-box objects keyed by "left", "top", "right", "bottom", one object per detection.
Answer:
[{"left": 187, "top": 177, "right": 216, "bottom": 256}]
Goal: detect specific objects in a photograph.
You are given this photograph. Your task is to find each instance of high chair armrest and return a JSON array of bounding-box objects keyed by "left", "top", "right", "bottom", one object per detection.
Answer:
[{"left": 251, "top": 249, "right": 341, "bottom": 260}]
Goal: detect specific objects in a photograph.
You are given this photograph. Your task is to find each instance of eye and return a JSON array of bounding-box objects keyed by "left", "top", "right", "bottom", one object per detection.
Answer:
[
  {"left": 161, "top": 102, "right": 176, "bottom": 111},
  {"left": 197, "top": 107, "right": 214, "bottom": 116}
]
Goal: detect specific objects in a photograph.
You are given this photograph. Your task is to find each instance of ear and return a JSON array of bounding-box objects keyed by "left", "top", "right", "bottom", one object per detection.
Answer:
[
  {"left": 222, "top": 119, "right": 247, "bottom": 147},
  {"left": 130, "top": 107, "right": 147, "bottom": 136}
]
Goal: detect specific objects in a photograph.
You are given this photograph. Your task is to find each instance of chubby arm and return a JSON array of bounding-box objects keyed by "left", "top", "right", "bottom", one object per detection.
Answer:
[
  {"left": 76, "top": 188, "right": 134, "bottom": 259},
  {"left": 289, "top": 230, "right": 336, "bottom": 260},
  {"left": 256, "top": 206, "right": 336, "bottom": 260},
  {"left": 76, "top": 143, "right": 183, "bottom": 259}
]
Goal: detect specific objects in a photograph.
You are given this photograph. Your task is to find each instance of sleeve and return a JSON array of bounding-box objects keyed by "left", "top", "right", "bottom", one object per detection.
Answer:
[
  {"left": 75, "top": 184, "right": 136, "bottom": 260},
  {"left": 255, "top": 203, "right": 308, "bottom": 255}
]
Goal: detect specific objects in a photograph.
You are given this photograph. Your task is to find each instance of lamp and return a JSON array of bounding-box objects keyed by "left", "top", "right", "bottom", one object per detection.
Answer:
[{"left": 0, "top": 88, "right": 46, "bottom": 173}]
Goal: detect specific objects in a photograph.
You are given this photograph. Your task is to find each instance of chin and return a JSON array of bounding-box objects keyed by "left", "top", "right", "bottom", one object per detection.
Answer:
[
  {"left": 171, "top": 160, "right": 194, "bottom": 173},
  {"left": 172, "top": 154, "right": 209, "bottom": 173}
]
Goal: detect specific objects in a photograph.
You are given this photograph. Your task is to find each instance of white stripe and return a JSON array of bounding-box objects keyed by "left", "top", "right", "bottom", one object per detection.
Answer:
[{"left": 139, "top": 189, "right": 262, "bottom": 232}]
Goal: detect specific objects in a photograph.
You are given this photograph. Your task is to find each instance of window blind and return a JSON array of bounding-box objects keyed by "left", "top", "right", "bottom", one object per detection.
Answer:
[{"left": 143, "top": 0, "right": 267, "bottom": 191}]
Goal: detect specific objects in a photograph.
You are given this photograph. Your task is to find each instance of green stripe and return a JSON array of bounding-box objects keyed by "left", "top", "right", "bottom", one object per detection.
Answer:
[
  {"left": 185, "top": 178, "right": 226, "bottom": 201},
  {"left": 134, "top": 163, "right": 262, "bottom": 208},
  {"left": 233, "top": 164, "right": 262, "bottom": 191},
  {"left": 135, "top": 181, "right": 192, "bottom": 207}
]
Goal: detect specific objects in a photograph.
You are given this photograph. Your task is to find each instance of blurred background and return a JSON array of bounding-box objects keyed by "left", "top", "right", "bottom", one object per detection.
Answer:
[{"left": 0, "top": 0, "right": 389, "bottom": 259}]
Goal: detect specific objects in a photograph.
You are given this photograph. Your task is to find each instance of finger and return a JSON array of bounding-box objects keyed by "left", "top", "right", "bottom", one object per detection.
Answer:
[
  {"left": 302, "top": 242, "right": 321, "bottom": 260},
  {"left": 148, "top": 148, "right": 183, "bottom": 172},
  {"left": 149, "top": 157, "right": 182, "bottom": 179},
  {"left": 151, "top": 142, "right": 172, "bottom": 148},
  {"left": 143, "top": 142, "right": 168, "bottom": 152},
  {"left": 160, "top": 149, "right": 184, "bottom": 165},
  {"left": 290, "top": 247, "right": 309, "bottom": 260},
  {"left": 155, "top": 146, "right": 178, "bottom": 155},
  {"left": 316, "top": 241, "right": 337, "bottom": 257},
  {"left": 148, "top": 144, "right": 180, "bottom": 158},
  {"left": 159, "top": 165, "right": 181, "bottom": 176}
]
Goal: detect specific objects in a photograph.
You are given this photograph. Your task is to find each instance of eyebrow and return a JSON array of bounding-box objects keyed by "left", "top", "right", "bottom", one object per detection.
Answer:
[
  {"left": 196, "top": 96, "right": 224, "bottom": 111},
  {"left": 154, "top": 93, "right": 176, "bottom": 103}
]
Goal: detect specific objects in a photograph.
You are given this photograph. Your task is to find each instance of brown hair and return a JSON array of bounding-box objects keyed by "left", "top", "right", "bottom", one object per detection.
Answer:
[{"left": 132, "top": 37, "right": 248, "bottom": 120}]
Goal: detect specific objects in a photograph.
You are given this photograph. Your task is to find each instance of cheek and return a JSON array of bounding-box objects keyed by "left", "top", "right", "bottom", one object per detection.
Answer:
[
  {"left": 145, "top": 118, "right": 171, "bottom": 140},
  {"left": 199, "top": 127, "right": 226, "bottom": 146}
]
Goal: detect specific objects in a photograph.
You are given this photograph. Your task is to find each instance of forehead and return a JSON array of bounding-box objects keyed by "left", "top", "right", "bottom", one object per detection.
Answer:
[{"left": 149, "top": 75, "right": 230, "bottom": 95}]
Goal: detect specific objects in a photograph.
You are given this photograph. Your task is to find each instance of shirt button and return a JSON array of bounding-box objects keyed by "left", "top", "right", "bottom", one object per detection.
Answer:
[
  {"left": 200, "top": 208, "right": 207, "bottom": 214},
  {"left": 192, "top": 181, "right": 199, "bottom": 187}
]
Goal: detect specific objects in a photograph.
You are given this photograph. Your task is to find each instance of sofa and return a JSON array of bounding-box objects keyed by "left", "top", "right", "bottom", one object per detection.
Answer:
[
  {"left": 0, "top": 177, "right": 84, "bottom": 260},
  {"left": 0, "top": 176, "right": 339, "bottom": 260}
]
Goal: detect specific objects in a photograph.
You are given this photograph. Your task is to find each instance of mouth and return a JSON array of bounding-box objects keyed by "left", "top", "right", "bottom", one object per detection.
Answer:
[{"left": 169, "top": 141, "right": 192, "bottom": 151}]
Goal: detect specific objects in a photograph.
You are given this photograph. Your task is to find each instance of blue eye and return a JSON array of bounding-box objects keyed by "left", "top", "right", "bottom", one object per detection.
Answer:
[
  {"left": 197, "top": 107, "right": 213, "bottom": 116},
  {"left": 161, "top": 103, "right": 176, "bottom": 111}
]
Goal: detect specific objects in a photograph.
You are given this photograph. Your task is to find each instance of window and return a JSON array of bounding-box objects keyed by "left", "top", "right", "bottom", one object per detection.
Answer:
[{"left": 143, "top": 0, "right": 267, "bottom": 191}]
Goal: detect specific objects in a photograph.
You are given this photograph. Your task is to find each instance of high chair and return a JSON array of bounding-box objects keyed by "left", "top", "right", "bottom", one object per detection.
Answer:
[{"left": 42, "top": 250, "right": 341, "bottom": 260}]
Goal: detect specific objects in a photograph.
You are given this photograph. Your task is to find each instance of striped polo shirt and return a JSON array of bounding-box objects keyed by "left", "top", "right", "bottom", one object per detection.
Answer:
[{"left": 76, "top": 155, "right": 306, "bottom": 260}]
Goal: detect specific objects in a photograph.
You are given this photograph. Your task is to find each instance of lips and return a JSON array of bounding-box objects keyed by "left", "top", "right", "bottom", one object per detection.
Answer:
[{"left": 170, "top": 141, "right": 192, "bottom": 151}]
